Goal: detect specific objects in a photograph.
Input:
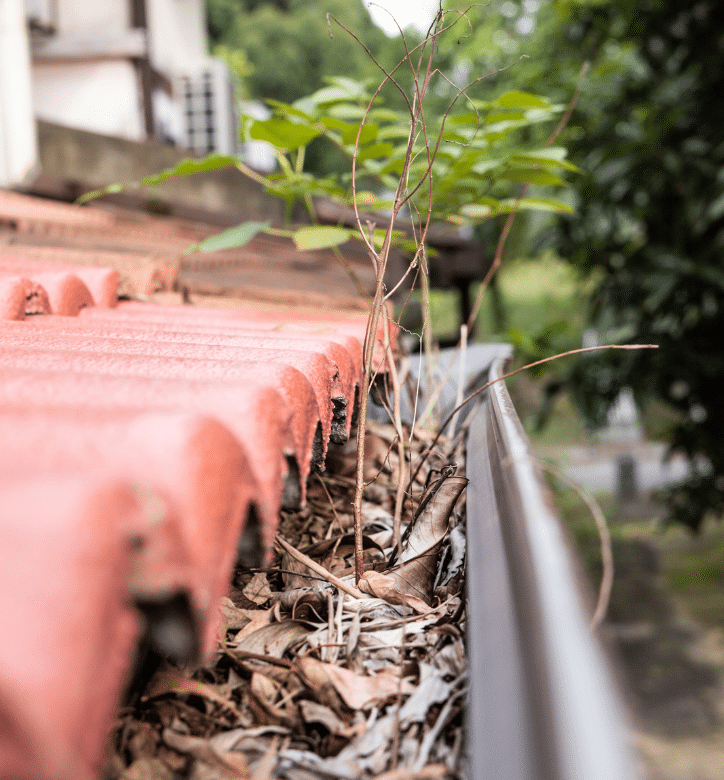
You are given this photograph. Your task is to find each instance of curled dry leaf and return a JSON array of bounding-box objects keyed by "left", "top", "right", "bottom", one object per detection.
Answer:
[
  {"left": 357, "top": 570, "right": 430, "bottom": 614},
  {"left": 299, "top": 699, "right": 363, "bottom": 739},
  {"left": 295, "top": 656, "right": 413, "bottom": 711},
  {"left": 389, "top": 475, "right": 468, "bottom": 604},
  {"left": 229, "top": 607, "right": 274, "bottom": 644},
  {"left": 161, "top": 729, "right": 250, "bottom": 779},
  {"left": 242, "top": 572, "right": 274, "bottom": 605},
  {"left": 143, "top": 668, "right": 242, "bottom": 718},
  {"left": 234, "top": 620, "right": 311, "bottom": 658},
  {"left": 249, "top": 673, "right": 297, "bottom": 728}
]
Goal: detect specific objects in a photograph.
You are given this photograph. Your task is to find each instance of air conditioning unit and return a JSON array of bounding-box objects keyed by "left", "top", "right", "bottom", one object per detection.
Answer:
[{"left": 176, "top": 59, "right": 239, "bottom": 156}]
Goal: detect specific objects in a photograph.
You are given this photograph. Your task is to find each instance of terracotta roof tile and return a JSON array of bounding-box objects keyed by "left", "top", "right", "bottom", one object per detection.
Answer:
[
  {"left": 0, "top": 475, "right": 149, "bottom": 777},
  {"left": 0, "top": 190, "right": 383, "bottom": 778},
  {"left": 0, "top": 256, "right": 119, "bottom": 308}
]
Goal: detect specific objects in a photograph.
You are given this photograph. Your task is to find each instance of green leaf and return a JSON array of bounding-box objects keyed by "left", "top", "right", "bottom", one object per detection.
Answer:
[
  {"left": 319, "top": 116, "right": 350, "bottom": 133},
  {"left": 263, "top": 99, "right": 315, "bottom": 121},
  {"left": 484, "top": 111, "right": 528, "bottom": 123},
  {"left": 311, "top": 78, "right": 370, "bottom": 106},
  {"left": 357, "top": 142, "right": 395, "bottom": 161},
  {"left": 460, "top": 196, "right": 574, "bottom": 221},
  {"left": 77, "top": 154, "right": 239, "bottom": 203},
  {"left": 183, "top": 221, "right": 270, "bottom": 255},
  {"left": 509, "top": 196, "right": 574, "bottom": 214},
  {"left": 495, "top": 91, "right": 550, "bottom": 109},
  {"left": 354, "top": 191, "right": 379, "bottom": 206},
  {"left": 447, "top": 113, "right": 483, "bottom": 126},
  {"left": 377, "top": 126, "right": 414, "bottom": 140},
  {"left": 500, "top": 168, "right": 567, "bottom": 186},
  {"left": 249, "top": 118, "right": 320, "bottom": 150},
  {"left": 329, "top": 103, "right": 367, "bottom": 120},
  {"left": 512, "top": 147, "right": 582, "bottom": 172},
  {"left": 341, "top": 122, "right": 378, "bottom": 146},
  {"left": 369, "top": 108, "right": 406, "bottom": 123},
  {"left": 471, "top": 158, "right": 504, "bottom": 176},
  {"left": 293, "top": 226, "right": 352, "bottom": 251}
]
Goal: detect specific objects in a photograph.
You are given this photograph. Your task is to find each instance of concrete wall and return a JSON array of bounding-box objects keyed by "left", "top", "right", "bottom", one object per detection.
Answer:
[
  {"left": 27, "top": 0, "right": 213, "bottom": 145},
  {"left": 56, "top": 0, "right": 129, "bottom": 34},
  {"left": 0, "top": 0, "right": 38, "bottom": 186},
  {"left": 32, "top": 120, "right": 285, "bottom": 227},
  {"left": 33, "top": 60, "right": 144, "bottom": 141},
  {"left": 147, "top": 0, "right": 208, "bottom": 75}
]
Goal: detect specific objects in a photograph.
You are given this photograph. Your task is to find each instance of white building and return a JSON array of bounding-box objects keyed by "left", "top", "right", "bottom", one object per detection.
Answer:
[{"left": 0, "top": 0, "right": 239, "bottom": 187}]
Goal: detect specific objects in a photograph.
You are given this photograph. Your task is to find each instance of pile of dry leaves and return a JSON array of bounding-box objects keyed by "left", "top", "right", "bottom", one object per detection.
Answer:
[{"left": 105, "top": 424, "right": 469, "bottom": 780}]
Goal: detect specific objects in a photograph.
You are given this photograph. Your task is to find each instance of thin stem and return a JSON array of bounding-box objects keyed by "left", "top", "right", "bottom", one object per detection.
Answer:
[
  {"left": 275, "top": 535, "right": 365, "bottom": 600},
  {"left": 538, "top": 460, "right": 614, "bottom": 630},
  {"left": 410, "top": 343, "right": 659, "bottom": 489},
  {"left": 383, "top": 313, "right": 408, "bottom": 558}
]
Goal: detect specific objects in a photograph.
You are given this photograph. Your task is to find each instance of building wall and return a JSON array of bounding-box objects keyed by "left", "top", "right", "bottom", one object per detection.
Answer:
[
  {"left": 55, "top": 0, "right": 129, "bottom": 34},
  {"left": 32, "top": 60, "right": 144, "bottom": 140},
  {"left": 146, "top": 0, "right": 208, "bottom": 75},
  {"left": 0, "top": 0, "right": 38, "bottom": 185}
]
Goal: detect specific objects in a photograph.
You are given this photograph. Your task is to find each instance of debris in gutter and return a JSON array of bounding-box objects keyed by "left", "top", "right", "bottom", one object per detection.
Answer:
[{"left": 106, "top": 423, "right": 468, "bottom": 780}]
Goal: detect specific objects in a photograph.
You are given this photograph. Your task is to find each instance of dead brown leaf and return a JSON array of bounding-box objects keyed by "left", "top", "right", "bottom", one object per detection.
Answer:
[
  {"left": 162, "top": 729, "right": 250, "bottom": 779},
  {"left": 228, "top": 607, "right": 274, "bottom": 644},
  {"left": 242, "top": 573, "right": 275, "bottom": 605},
  {"left": 296, "top": 657, "right": 411, "bottom": 711},
  {"left": 144, "top": 668, "right": 243, "bottom": 719},
  {"left": 357, "top": 571, "right": 430, "bottom": 613},
  {"left": 119, "top": 758, "right": 175, "bottom": 780},
  {"left": 372, "top": 764, "right": 451, "bottom": 780},
  {"left": 389, "top": 476, "right": 467, "bottom": 604},
  {"left": 234, "top": 620, "right": 310, "bottom": 658},
  {"left": 249, "top": 673, "right": 297, "bottom": 727},
  {"left": 299, "top": 699, "right": 362, "bottom": 738}
]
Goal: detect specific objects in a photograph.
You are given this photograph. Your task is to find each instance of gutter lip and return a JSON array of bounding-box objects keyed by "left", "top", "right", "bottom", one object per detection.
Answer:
[{"left": 465, "top": 352, "right": 638, "bottom": 780}]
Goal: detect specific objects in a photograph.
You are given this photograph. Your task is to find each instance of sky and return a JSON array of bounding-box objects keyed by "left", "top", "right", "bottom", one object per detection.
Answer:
[{"left": 363, "top": 0, "right": 440, "bottom": 37}]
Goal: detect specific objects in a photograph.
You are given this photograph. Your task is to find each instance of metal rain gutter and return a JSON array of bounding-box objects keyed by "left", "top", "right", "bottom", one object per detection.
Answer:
[{"left": 465, "top": 352, "right": 638, "bottom": 780}]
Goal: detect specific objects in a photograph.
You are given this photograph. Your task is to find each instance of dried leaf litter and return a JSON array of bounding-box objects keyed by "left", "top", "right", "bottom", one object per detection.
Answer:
[{"left": 106, "top": 423, "right": 468, "bottom": 780}]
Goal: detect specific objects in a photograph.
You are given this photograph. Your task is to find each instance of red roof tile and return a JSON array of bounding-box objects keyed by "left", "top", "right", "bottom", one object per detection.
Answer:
[
  {"left": 0, "top": 190, "right": 388, "bottom": 778},
  {"left": 0, "top": 475, "right": 148, "bottom": 777},
  {"left": 0, "top": 256, "right": 119, "bottom": 308}
]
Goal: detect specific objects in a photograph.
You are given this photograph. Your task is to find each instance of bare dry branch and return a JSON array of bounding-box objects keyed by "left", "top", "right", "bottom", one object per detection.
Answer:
[
  {"left": 538, "top": 460, "right": 614, "bottom": 630},
  {"left": 275, "top": 535, "right": 365, "bottom": 600}
]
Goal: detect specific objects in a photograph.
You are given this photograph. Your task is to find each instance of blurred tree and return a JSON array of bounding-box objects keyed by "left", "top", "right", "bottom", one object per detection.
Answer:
[
  {"left": 205, "top": 0, "right": 408, "bottom": 174},
  {"left": 542, "top": 0, "right": 724, "bottom": 531},
  {"left": 438, "top": 0, "right": 724, "bottom": 530},
  {"left": 206, "top": 0, "right": 402, "bottom": 104}
]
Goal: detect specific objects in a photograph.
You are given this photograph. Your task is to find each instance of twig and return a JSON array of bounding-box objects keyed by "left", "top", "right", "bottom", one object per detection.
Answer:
[
  {"left": 539, "top": 460, "right": 614, "bottom": 630},
  {"left": 410, "top": 343, "right": 658, "bottom": 489},
  {"left": 315, "top": 473, "right": 345, "bottom": 536},
  {"left": 383, "top": 312, "right": 408, "bottom": 559},
  {"left": 450, "top": 324, "right": 468, "bottom": 435},
  {"left": 275, "top": 535, "right": 365, "bottom": 600}
]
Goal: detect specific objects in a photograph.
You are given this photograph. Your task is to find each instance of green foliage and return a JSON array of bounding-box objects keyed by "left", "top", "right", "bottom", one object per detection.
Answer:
[
  {"left": 183, "top": 220, "right": 271, "bottom": 255},
  {"left": 237, "top": 71, "right": 574, "bottom": 236},
  {"left": 205, "top": 0, "right": 402, "bottom": 107},
  {"left": 76, "top": 154, "right": 242, "bottom": 203},
  {"left": 540, "top": 1, "right": 724, "bottom": 532},
  {"left": 435, "top": 0, "right": 724, "bottom": 530}
]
